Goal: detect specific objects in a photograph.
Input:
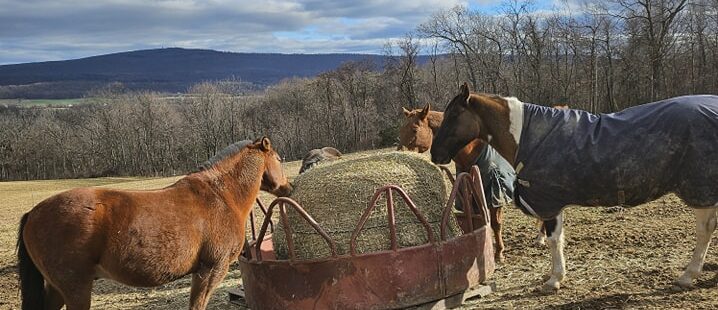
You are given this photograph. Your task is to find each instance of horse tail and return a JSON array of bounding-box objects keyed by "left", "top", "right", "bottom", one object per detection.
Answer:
[{"left": 17, "top": 213, "right": 45, "bottom": 310}]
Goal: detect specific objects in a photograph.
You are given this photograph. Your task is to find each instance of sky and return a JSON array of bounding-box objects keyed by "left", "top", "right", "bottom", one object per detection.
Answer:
[{"left": 0, "top": 0, "right": 554, "bottom": 65}]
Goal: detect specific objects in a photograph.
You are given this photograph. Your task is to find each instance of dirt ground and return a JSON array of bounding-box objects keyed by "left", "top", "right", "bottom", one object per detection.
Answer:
[{"left": 1, "top": 150, "right": 717, "bottom": 309}]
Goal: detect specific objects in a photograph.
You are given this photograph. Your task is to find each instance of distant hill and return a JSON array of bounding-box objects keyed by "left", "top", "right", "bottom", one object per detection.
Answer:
[{"left": 0, "top": 48, "right": 426, "bottom": 99}]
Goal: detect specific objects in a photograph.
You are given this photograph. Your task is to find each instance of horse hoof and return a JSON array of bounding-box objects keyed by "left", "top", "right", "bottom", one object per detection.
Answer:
[
  {"left": 542, "top": 280, "right": 560, "bottom": 292},
  {"left": 495, "top": 253, "right": 505, "bottom": 264},
  {"left": 671, "top": 284, "right": 691, "bottom": 292},
  {"left": 534, "top": 237, "right": 546, "bottom": 247},
  {"left": 676, "top": 278, "right": 694, "bottom": 289}
]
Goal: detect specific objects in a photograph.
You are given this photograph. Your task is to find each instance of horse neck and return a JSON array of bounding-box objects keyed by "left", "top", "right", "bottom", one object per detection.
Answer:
[
  {"left": 198, "top": 151, "right": 264, "bottom": 213},
  {"left": 453, "top": 139, "right": 484, "bottom": 171},
  {"left": 426, "top": 111, "right": 444, "bottom": 135},
  {"left": 469, "top": 95, "right": 519, "bottom": 166}
]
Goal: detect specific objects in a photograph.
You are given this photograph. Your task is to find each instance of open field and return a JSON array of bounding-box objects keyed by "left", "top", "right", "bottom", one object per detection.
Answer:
[
  {"left": 1, "top": 149, "right": 717, "bottom": 309},
  {"left": 0, "top": 98, "right": 86, "bottom": 107}
]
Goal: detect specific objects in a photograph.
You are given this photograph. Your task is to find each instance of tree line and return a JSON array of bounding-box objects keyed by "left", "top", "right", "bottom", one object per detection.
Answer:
[{"left": 1, "top": 0, "right": 717, "bottom": 181}]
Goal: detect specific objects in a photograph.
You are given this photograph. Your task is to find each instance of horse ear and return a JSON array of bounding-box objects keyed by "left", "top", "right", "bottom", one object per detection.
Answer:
[
  {"left": 260, "top": 137, "right": 271, "bottom": 152},
  {"left": 419, "top": 103, "right": 430, "bottom": 120},
  {"left": 402, "top": 107, "right": 411, "bottom": 117},
  {"left": 460, "top": 82, "right": 470, "bottom": 99}
]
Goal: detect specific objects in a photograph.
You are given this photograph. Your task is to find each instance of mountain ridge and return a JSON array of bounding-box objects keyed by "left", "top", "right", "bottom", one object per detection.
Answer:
[{"left": 0, "top": 48, "right": 424, "bottom": 98}]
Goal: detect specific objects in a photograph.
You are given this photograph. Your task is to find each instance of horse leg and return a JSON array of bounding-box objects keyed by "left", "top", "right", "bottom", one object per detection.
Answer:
[
  {"left": 535, "top": 219, "right": 547, "bottom": 246},
  {"left": 55, "top": 280, "right": 92, "bottom": 310},
  {"left": 677, "top": 207, "right": 717, "bottom": 287},
  {"left": 44, "top": 283, "right": 65, "bottom": 310},
  {"left": 542, "top": 212, "right": 566, "bottom": 290},
  {"left": 36, "top": 260, "right": 93, "bottom": 310},
  {"left": 189, "top": 261, "right": 231, "bottom": 310},
  {"left": 489, "top": 207, "right": 505, "bottom": 263}
]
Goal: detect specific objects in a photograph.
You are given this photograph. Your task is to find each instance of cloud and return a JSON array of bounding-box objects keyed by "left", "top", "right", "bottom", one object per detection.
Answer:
[{"left": 0, "top": 0, "right": 486, "bottom": 64}]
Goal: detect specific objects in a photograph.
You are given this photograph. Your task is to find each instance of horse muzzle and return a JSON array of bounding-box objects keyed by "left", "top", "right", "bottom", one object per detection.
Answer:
[
  {"left": 273, "top": 183, "right": 293, "bottom": 197},
  {"left": 430, "top": 151, "right": 452, "bottom": 165}
]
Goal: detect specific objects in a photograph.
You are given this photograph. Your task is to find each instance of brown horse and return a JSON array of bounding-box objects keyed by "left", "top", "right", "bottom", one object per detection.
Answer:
[
  {"left": 430, "top": 83, "right": 718, "bottom": 290},
  {"left": 398, "top": 104, "right": 508, "bottom": 262},
  {"left": 17, "top": 137, "right": 292, "bottom": 310}
]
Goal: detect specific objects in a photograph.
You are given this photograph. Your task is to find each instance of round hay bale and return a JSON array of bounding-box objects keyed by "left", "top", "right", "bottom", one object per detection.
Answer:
[{"left": 274, "top": 151, "right": 462, "bottom": 260}]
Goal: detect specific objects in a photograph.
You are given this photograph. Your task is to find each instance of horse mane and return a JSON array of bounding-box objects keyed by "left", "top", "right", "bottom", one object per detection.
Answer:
[{"left": 198, "top": 140, "right": 253, "bottom": 171}]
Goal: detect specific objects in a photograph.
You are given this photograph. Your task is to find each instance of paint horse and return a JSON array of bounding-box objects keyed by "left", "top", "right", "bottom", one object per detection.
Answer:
[
  {"left": 431, "top": 83, "right": 718, "bottom": 290},
  {"left": 17, "top": 138, "right": 292, "bottom": 310},
  {"left": 299, "top": 147, "right": 343, "bottom": 174},
  {"left": 398, "top": 104, "right": 515, "bottom": 262}
]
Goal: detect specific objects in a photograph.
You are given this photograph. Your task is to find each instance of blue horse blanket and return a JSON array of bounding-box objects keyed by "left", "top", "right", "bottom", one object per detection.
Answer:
[
  {"left": 455, "top": 144, "right": 515, "bottom": 212},
  {"left": 475, "top": 144, "right": 515, "bottom": 208},
  {"left": 514, "top": 95, "right": 718, "bottom": 220}
]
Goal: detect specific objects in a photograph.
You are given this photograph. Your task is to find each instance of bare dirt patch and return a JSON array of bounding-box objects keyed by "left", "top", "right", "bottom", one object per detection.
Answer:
[
  {"left": 462, "top": 195, "right": 718, "bottom": 309},
  {"left": 2, "top": 150, "right": 717, "bottom": 309}
]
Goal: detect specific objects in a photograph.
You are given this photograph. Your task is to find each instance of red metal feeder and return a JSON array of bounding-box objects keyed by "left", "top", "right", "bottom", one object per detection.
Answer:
[{"left": 231, "top": 166, "right": 495, "bottom": 309}]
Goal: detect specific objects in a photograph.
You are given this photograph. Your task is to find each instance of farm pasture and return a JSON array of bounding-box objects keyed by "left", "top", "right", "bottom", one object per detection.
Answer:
[
  {"left": 0, "top": 98, "right": 86, "bottom": 107},
  {"left": 1, "top": 149, "right": 716, "bottom": 309}
]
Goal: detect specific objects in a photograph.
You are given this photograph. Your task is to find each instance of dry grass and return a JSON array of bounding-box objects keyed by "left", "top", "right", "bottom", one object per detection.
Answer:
[{"left": 1, "top": 148, "right": 717, "bottom": 309}]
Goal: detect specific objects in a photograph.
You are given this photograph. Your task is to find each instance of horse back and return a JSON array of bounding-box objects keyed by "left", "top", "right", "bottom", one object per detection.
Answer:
[{"left": 515, "top": 96, "right": 718, "bottom": 218}]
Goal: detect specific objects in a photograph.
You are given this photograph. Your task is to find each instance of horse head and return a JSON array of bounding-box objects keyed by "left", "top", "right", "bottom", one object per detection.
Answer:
[
  {"left": 398, "top": 104, "right": 434, "bottom": 153},
  {"left": 431, "top": 83, "right": 485, "bottom": 165},
  {"left": 250, "top": 137, "right": 293, "bottom": 197}
]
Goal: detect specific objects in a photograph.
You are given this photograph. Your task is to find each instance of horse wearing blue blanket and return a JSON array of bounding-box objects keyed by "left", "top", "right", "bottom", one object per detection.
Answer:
[{"left": 431, "top": 83, "right": 718, "bottom": 290}]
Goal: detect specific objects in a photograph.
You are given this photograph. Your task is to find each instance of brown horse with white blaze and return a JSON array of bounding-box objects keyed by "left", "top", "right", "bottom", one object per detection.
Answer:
[
  {"left": 431, "top": 83, "right": 718, "bottom": 291},
  {"left": 17, "top": 137, "right": 292, "bottom": 310}
]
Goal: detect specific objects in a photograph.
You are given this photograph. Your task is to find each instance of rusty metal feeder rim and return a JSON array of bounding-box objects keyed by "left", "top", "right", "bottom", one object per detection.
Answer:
[
  {"left": 239, "top": 224, "right": 490, "bottom": 266},
  {"left": 440, "top": 165, "right": 490, "bottom": 240},
  {"left": 349, "top": 184, "right": 437, "bottom": 255},
  {"left": 249, "top": 164, "right": 490, "bottom": 263},
  {"left": 254, "top": 197, "right": 338, "bottom": 262}
]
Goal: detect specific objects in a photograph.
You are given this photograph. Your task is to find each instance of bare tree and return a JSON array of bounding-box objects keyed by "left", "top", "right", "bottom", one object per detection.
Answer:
[{"left": 612, "top": 0, "right": 689, "bottom": 100}]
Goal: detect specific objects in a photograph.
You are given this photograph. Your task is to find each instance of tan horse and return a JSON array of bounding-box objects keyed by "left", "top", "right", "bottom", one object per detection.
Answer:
[
  {"left": 398, "top": 104, "right": 508, "bottom": 262},
  {"left": 17, "top": 137, "right": 292, "bottom": 310},
  {"left": 430, "top": 83, "right": 718, "bottom": 290}
]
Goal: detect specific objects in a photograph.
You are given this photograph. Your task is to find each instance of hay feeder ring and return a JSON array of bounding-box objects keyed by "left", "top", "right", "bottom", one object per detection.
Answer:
[{"left": 230, "top": 165, "right": 496, "bottom": 309}]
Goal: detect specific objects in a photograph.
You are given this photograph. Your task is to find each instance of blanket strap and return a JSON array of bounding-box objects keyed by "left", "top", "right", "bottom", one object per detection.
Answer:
[
  {"left": 517, "top": 179, "right": 530, "bottom": 187},
  {"left": 515, "top": 162, "right": 524, "bottom": 174}
]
